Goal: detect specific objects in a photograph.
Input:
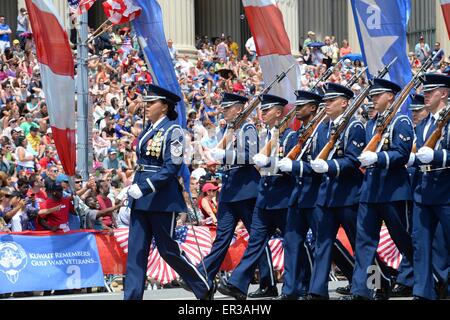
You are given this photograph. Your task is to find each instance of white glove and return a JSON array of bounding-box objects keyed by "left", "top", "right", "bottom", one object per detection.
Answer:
[
  {"left": 358, "top": 151, "right": 378, "bottom": 167},
  {"left": 310, "top": 159, "right": 329, "bottom": 173},
  {"left": 416, "top": 146, "right": 434, "bottom": 164},
  {"left": 277, "top": 157, "right": 293, "bottom": 172},
  {"left": 407, "top": 153, "right": 415, "bottom": 167},
  {"left": 210, "top": 148, "right": 226, "bottom": 161},
  {"left": 253, "top": 153, "right": 270, "bottom": 167},
  {"left": 128, "top": 184, "right": 143, "bottom": 200}
]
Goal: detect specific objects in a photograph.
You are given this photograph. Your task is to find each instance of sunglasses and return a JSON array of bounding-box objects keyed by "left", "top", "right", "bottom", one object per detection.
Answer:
[
  {"left": 75, "top": 180, "right": 82, "bottom": 184},
  {"left": 51, "top": 169, "right": 58, "bottom": 173}
]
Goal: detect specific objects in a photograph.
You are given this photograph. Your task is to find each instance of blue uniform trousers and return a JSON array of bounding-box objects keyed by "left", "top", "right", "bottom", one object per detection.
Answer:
[
  {"left": 227, "top": 207, "right": 286, "bottom": 294},
  {"left": 282, "top": 204, "right": 317, "bottom": 297},
  {"left": 351, "top": 201, "right": 414, "bottom": 298},
  {"left": 199, "top": 198, "right": 273, "bottom": 288},
  {"left": 412, "top": 203, "right": 450, "bottom": 299},
  {"left": 124, "top": 210, "right": 209, "bottom": 300},
  {"left": 396, "top": 206, "right": 448, "bottom": 289},
  {"left": 309, "top": 205, "right": 358, "bottom": 298}
]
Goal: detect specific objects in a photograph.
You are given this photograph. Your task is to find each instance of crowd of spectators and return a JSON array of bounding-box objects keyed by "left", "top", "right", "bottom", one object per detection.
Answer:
[{"left": 0, "top": 8, "right": 449, "bottom": 239}]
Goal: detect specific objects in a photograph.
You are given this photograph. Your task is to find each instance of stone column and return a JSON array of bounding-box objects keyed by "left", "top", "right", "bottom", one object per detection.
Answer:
[
  {"left": 19, "top": 0, "right": 70, "bottom": 30},
  {"left": 435, "top": 0, "right": 450, "bottom": 59},
  {"left": 159, "top": 0, "right": 196, "bottom": 55},
  {"left": 277, "top": 0, "right": 300, "bottom": 56},
  {"left": 347, "top": 4, "right": 361, "bottom": 54}
]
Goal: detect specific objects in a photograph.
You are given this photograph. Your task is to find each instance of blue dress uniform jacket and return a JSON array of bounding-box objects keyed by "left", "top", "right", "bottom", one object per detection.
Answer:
[
  {"left": 132, "top": 117, "right": 187, "bottom": 213},
  {"left": 316, "top": 118, "right": 365, "bottom": 207},
  {"left": 255, "top": 128, "right": 297, "bottom": 210},
  {"left": 413, "top": 114, "right": 450, "bottom": 205},
  {"left": 359, "top": 113, "right": 414, "bottom": 203},
  {"left": 218, "top": 122, "right": 261, "bottom": 202},
  {"left": 288, "top": 126, "right": 324, "bottom": 208}
]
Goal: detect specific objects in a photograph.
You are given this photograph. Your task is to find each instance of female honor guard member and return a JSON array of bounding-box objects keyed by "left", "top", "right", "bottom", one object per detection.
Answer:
[
  {"left": 217, "top": 94, "right": 297, "bottom": 300},
  {"left": 124, "top": 84, "right": 213, "bottom": 300}
]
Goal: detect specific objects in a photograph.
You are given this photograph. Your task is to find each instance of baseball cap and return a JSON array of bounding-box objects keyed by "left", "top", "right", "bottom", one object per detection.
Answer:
[
  {"left": 56, "top": 174, "right": 69, "bottom": 183},
  {"left": 202, "top": 183, "right": 219, "bottom": 193},
  {"left": 13, "top": 39, "right": 20, "bottom": 45},
  {"left": 108, "top": 147, "right": 118, "bottom": 154}
]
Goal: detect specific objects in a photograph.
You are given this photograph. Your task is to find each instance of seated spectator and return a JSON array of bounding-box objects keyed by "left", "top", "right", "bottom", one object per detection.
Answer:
[{"left": 15, "top": 136, "right": 35, "bottom": 174}]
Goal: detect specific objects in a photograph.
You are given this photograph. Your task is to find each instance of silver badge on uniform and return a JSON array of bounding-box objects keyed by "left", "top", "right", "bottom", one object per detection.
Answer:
[
  {"left": 399, "top": 134, "right": 411, "bottom": 142},
  {"left": 170, "top": 140, "right": 183, "bottom": 157}
]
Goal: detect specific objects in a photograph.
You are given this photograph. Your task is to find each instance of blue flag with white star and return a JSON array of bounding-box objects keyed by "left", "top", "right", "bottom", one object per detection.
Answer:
[
  {"left": 132, "top": 0, "right": 191, "bottom": 193},
  {"left": 351, "top": 0, "right": 412, "bottom": 114}
]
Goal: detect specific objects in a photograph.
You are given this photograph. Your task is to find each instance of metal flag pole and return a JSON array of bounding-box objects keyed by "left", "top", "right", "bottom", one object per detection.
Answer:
[{"left": 76, "top": 12, "right": 90, "bottom": 181}]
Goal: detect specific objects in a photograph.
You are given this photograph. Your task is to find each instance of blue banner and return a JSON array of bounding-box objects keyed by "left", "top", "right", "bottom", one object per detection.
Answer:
[
  {"left": 351, "top": 0, "right": 412, "bottom": 114},
  {"left": 0, "top": 233, "right": 104, "bottom": 294},
  {"left": 132, "top": 0, "right": 190, "bottom": 192}
]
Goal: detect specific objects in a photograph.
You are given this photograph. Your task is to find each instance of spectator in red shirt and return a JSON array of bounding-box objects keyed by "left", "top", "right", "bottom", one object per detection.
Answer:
[
  {"left": 41, "top": 127, "right": 54, "bottom": 145},
  {"left": 26, "top": 174, "right": 47, "bottom": 204},
  {"left": 39, "top": 147, "right": 59, "bottom": 169},
  {"left": 96, "top": 180, "right": 115, "bottom": 228},
  {"left": 37, "top": 183, "right": 73, "bottom": 232}
]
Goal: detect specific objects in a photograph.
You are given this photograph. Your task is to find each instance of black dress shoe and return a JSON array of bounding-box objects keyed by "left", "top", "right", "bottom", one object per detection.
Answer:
[
  {"left": 373, "top": 288, "right": 390, "bottom": 300},
  {"left": 391, "top": 284, "right": 412, "bottom": 297},
  {"left": 306, "top": 293, "right": 328, "bottom": 300},
  {"left": 200, "top": 282, "right": 216, "bottom": 300},
  {"left": 336, "top": 284, "right": 352, "bottom": 295},
  {"left": 217, "top": 282, "right": 247, "bottom": 300},
  {"left": 412, "top": 296, "right": 428, "bottom": 300},
  {"left": 435, "top": 281, "right": 449, "bottom": 300},
  {"left": 178, "top": 278, "right": 192, "bottom": 292},
  {"left": 248, "top": 286, "right": 278, "bottom": 298},
  {"left": 272, "top": 294, "right": 298, "bottom": 300},
  {"left": 340, "top": 294, "right": 369, "bottom": 300}
]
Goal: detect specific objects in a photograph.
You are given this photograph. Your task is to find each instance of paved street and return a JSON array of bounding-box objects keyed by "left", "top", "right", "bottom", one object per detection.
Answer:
[{"left": 11, "top": 281, "right": 412, "bottom": 300}]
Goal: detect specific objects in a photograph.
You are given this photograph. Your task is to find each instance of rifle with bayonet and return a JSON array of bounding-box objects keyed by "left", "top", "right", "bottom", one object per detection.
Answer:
[
  {"left": 315, "top": 59, "right": 397, "bottom": 160},
  {"left": 363, "top": 50, "right": 441, "bottom": 154},
  {"left": 216, "top": 63, "right": 297, "bottom": 149}
]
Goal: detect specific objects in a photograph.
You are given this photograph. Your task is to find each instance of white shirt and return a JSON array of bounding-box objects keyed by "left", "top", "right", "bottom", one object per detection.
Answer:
[
  {"left": 423, "top": 112, "right": 440, "bottom": 141},
  {"left": 245, "top": 37, "right": 256, "bottom": 53}
]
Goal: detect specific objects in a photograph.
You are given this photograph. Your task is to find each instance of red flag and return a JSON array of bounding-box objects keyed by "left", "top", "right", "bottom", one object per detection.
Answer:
[
  {"left": 74, "top": 0, "right": 96, "bottom": 16},
  {"left": 26, "top": 0, "right": 76, "bottom": 176},
  {"left": 441, "top": 0, "right": 450, "bottom": 37},
  {"left": 242, "top": 0, "right": 300, "bottom": 130},
  {"left": 102, "top": 0, "right": 142, "bottom": 25}
]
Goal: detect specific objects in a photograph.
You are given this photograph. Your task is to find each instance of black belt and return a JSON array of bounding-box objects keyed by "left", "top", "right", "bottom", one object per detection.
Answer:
[
  {"left": 135, "top": 164, "right": 162, "bottom": 172},
  {"left": 221, "top": 164, "right": 244, "bottom": 171}
]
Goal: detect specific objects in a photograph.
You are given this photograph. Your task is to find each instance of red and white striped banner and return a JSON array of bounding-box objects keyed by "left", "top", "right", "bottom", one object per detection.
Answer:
[
  {"left": 377, "top": 226, "right": 402, "bottom": 269},
  {"left": 26, "top": 0, "right": 76, "bottom": 176},
  {"left": 441, "top": 0, "right": 450, "bottom": 38},
  {"left": 242, "top": 0, "right": 300, "bottom": 104}
]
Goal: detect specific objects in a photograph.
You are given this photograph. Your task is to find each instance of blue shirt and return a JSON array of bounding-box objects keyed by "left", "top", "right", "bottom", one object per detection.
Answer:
[{"left": 0, "top": 24, "right": 11, "bottom": 42}]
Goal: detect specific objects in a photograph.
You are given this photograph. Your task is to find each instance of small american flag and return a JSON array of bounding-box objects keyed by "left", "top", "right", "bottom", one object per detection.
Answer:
[
  {"left": 377, "top": 226, "right": 402, "bottom": 269},
  {"left": 71, "top": 0, "right": 96, "bottom": 16},
  {"left": 114, "top": 226, "right": 213, "bottom": 284}
]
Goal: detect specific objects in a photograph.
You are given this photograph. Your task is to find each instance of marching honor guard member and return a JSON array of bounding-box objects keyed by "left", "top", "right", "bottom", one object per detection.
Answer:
[
  {"left": 124, "top": 84, "right": 213, "bottom": 300},
  {"left": 274, "top": 90, "right": 324, "bottom": 299},
  {"left": 192, "top": 92, "right": 273, "bottom": 292},
  {"left": 306, "top": 83, "right": 365, "bottom": 300},
  {"left": 347, "top": 79, "right": 415, "bottom": 300},
  {"left": 218, "top": 94, "right": 297, "bottom": 300},
  {"left": 409, "top": 74, "right": 450, "bottom": 300}
]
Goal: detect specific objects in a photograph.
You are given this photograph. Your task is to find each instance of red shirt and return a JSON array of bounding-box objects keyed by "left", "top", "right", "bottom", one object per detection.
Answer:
[
  {"left": 37, "top": 197, "right": 73, "bottom": 230},
  {"left": 96, "top": 195, "right": 113, "bottom": 227}
]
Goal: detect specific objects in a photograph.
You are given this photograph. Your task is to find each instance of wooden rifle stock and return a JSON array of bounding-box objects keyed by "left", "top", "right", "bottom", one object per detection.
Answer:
[
  {"left": 362, "top": 51, "right": 441, "bottom": 153},
  {"left": 217, "top": 63, "right": 297, "bottom": 150},
  {"left": 424, "top": 106, "right": 450, "bottom": 149}
]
